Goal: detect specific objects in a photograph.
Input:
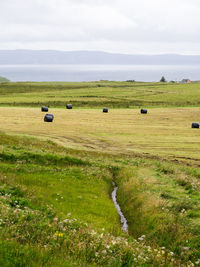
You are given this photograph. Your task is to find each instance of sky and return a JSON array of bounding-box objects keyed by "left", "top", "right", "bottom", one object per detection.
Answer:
[{"left": 0, "top": 0, "right": 200, "bottom": 54}]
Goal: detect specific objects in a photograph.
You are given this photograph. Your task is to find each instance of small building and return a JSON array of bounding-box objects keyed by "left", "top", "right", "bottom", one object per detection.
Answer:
[{"left": 180, "top": 79, "right": 191, "bottom": 84}]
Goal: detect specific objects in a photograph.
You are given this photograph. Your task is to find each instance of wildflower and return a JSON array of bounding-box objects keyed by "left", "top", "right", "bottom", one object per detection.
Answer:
[
  {"left": 147, "top": 246, "right": 151, "bottom": 252},
  {"left": 170, "top": 252, "right": 174, "bottom": 256},
  {"left": 67, "top": 213, "right": 71, "bottom": 217},
  {"left": 55, "top": 232, "right": 64, "bottom": 237},
  {"left": 91, "top": 230, "right": 97, "bottom": 236},
  {"left": 181, "top": 246, "right": 190, "bottom": 251}
]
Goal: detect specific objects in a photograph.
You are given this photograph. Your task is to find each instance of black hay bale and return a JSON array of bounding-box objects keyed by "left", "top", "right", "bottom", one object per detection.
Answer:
[
  {"left": 141, "top": 108, "right": 147, "bottom": 114},
  {"left": 44, "top": 114, "right": 54, "bottom": 122},
  {"left": 41, "top": 106, "right": 48, "bottom": 112},
  {"left": 103, "top": 107, "right": 108, "bottom": 113},
  {"left": 192, "top": 122, "right": 199, "bottom": 128},
  {"left": 66, "top": 104, "right": 72, "bottom": 109}
]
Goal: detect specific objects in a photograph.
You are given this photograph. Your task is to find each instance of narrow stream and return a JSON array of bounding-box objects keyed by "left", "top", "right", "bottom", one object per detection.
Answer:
[{"left": 112, "top": 182, "right": 128, "bottom": 233}]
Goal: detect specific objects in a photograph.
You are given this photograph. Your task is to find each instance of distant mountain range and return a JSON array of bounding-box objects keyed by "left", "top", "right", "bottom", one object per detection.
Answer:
[{"left": 0, "top": 50, "right": 200, "bottom": 65}]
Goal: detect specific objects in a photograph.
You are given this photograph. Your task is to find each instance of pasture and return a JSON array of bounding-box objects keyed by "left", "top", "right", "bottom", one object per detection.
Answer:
[
  {"left": 1, "top": 81, "right": 200, "bottom": 266},
  {"left": 1, "top": 81, "right": 200, "bottom": 108}
]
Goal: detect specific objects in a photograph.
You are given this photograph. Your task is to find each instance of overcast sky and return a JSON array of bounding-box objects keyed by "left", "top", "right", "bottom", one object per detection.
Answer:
[{"left": 0, "top": 0, "right": 200, "bottom": 54}]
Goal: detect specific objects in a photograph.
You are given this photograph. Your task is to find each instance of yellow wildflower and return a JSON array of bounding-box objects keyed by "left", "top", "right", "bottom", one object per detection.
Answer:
[{"left": 55, "top": 232, "right": 64, "bottom": 237}]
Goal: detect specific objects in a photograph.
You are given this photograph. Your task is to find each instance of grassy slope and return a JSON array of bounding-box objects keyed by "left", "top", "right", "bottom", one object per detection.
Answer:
[
  {"left": 116, "top": 160, "right": 200, "bottom": 259},
  {"left": 0, "top": 133, "right": 183, "bottom": 266},
  {"left": 1, "top": 82, "right": 200, "bottom": 265},
  {"left": 0, "top": 133, "right": 120, "bottom": 233},
  {"left": 0, "top": 76, "right": 9, "bottom": 82}
]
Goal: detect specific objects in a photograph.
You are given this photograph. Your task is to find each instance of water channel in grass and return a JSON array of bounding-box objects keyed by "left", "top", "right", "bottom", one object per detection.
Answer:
[{"left": 112, "top": 182, "right": 128, "bottom": 233}]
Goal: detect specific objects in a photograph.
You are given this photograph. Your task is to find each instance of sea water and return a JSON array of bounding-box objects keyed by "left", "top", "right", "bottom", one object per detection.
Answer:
[{"left": 0, "top": 64, "right": 200, "bottom": 82}]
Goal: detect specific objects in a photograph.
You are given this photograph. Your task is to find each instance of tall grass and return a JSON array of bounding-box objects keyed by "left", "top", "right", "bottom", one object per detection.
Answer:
[{"left": 115, "top": 161, "right": 200, "bottom": 261}]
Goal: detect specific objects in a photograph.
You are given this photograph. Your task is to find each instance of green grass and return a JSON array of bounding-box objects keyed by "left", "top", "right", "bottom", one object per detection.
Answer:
[
  {"left": 115, "top": 160, "right": 200, "bottom": 258},
  {"left": 1, "top": 81, "right": 200, "bottom": 108},
  {"left": 0, "top": 76, "right": 9, "bottom": 82},
  {"left": 0, "top": 134, "right": 119, "bottom": 233},
  {"left": 0, "top": 133, "right": 187, "bottom": 266},
  {"left": 1, "top": 81, "right": 200, "bottom": 265}
]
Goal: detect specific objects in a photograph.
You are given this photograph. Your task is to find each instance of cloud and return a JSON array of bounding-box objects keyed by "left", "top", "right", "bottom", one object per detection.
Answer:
[{"left": 0, "top": 0, "right": 200, "bottom": 54}]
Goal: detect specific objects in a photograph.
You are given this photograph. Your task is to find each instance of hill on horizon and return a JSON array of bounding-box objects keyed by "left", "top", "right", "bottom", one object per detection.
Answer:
[
  {"left": 0, "top": 76, "right": 10, "bottom": 82},
  {"left": 0, "top": 50, "right": 200, "bottom": 65}
]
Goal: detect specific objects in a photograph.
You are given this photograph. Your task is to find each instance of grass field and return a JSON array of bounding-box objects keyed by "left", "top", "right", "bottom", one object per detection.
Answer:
[
  {"left": 1, "top": 81, "right": 200, "bottom": 266},
  {"left": 1, "top": 81, "right": 200, "bottom": 108}
]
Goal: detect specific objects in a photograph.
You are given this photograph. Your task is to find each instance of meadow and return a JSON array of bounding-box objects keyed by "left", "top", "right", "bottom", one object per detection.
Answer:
[
  {"left": 1, "top": 81, "right": 200, "bottom": 266},
  {"left": 1, "top": 81, "right": 200, "bottom": 108}
]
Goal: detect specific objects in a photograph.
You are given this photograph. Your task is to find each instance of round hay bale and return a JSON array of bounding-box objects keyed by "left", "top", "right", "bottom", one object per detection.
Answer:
[
  {"left": 192, "top": 122, "right": 199, "bottom": 128},
  {"left": 44, "top": 114, "right": 54, "bottom": 122},
  {"left": 103, "top": 107, "right": 108, "bottom": 113},
  {"left": 141, "top": 108, "right": 147, "bottom": 114},
  {"left": 66, "top": 104, "right": 72, "bottom": 109},
  {"left": 41, "top": 106, "right": 48, "bottom": 112}
]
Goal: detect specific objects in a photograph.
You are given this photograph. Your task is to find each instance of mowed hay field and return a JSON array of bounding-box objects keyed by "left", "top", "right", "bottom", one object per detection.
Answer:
[{"left": 0, "top": 106, "right": 200, "bottom": 163}]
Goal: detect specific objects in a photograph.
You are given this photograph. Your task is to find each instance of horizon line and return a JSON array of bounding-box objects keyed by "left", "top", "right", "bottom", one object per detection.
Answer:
[{"left": 0, "top": 49, "right": 199, "bottom": 57}]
